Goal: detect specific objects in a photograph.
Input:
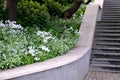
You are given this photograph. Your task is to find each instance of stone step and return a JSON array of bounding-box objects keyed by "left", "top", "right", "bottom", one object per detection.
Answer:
[
  {"left": 97, "top": 21, "right": 120, "bottom": 25},
  {"left": 101, "top": 18, "right": 120, "bottom": 20},
  {"left": 103, "top": 9, "right": 120, "bottom": 11},
  {"left": 92, "top": 49, "right": 120, "bottom": 53},
  {"left": 101, "top": 16, "right": 120, "bottom": 21},
  {"left": 102, "top": 12, "right": 120, "bottom": 14},
  {"left": 95, "top": 32, "right": 120, "bottom": 34},
  {"left": 101, "top": 18, "right": 120, "bottom": 21},
  {"left": 89, "top": 67, "right": 120, "bottom": 72},
  {"left": 93, "top": 44, "right": 120, "bottom": 49},
  {"left": 92, "top": 53, "right": 120, "bottom": 59},
  {"left": 103, "top": 10, "right": 120, "bottom": 12},
  {"left": 94, "top": 38, "right": 120, "bottom": 41},
  {"left": 104, "top": 3, "right": 120, "bottom": 5},
  {"left": 101, "top": 17, "right": 120, "bottom": 19},
  {"left": 102, "top": 14, "right": 120, "bottom": 16},
  {"left": 93, "top": 42, "right": 120, "bottom": 46},
  {"left": 102, "top": 16, "right": 120, "bottom": 18},
  {"left": 96, "top": 26, "right": 120, "bottom": 31},
  {"left": 92, "top": 52, "right": 120, "bottom": 56},
  {"left": 95, "top": 33, "right": 120, "bottom": 37},
  {"left": 103, "top": 7, "right": 120, "bottom": 9},
  {"left": 94, "top": 36, "right": 120, "bottom": 39},
  {"left": 104, "top": 1, "right": 120, "bottom": 3},
  {"left": 92, "top": 58, "right": 120, "bottom": 61},
  {"left": 94, "top": 40, "right": 120, "bottom": 43},
  {"left": 90, "top": 63, "right": 120, "bottom": 68},
  {"left": 103, "top": 5, "right": 120, "bottom": 7},
  {"left": 91, "top": 60, "right": 120, "bottom": 65},
  {"left": 95, "top": 30, "right": 120, "bottom": 33},
  {"left": 92, "top": 47, "right": 120, "bottom": 51},
  {"left": 103, "top": 11, "right": 120, "bottom": 13}
]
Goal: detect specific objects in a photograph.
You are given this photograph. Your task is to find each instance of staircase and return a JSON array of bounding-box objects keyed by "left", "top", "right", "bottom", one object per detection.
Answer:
[{"left": 90, "top": 0, "right": 120, "bottom": 72}]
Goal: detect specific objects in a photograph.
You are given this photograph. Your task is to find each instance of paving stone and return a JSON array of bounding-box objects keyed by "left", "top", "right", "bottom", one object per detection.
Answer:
[{"left": 83, "top": 71, "right": 120, "bottom": 80}]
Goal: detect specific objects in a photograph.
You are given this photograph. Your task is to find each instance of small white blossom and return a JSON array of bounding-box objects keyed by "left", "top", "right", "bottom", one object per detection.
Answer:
[
  {"left": 28, "top": 46, "right": 36, "bottom": 56},
  {"left": 34, "top": 57, "right": 40, "bottom": 61},
  {"left": 37, "top": 30, "right": 51, "bottom": 37},
  {"left": 0, "top": 21, "right": 5, "bottom": 27},
  {"left": 2, "top": 20, "right": 24, "bottom": 30},
  {"left": 43, "top": 36, "right": 53, "bottom": 43},
  {"left": 39, "top": 46, "right": 50, "bottom": 52}
]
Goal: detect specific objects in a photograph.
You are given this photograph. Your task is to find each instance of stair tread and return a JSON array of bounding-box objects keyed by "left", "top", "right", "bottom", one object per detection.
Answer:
[
  {"left": 95, "top": 33, "right": 120, "bottom": 36},
  {"left": 92, "top": 58, "right": 120, "bottom": 61},
  {"left": 95, "top": 30, "right": 120, "bottom": 32},
  {"left": 90, "top": 63, "right": 120, "bottom": 68},
  {"left": 91, "top": 60, "right": 120, "bottom": 65},
  {"left": 94, "top": 38, "right": 120, "bottom": 41},
  {"left": 93, "top": 43, "right": 120, "bottom": 46},
  {"left": 93, "top": 47, "right": 120, "bottom": 50},
  {"left": 92, "top": 52, "right": 120, "bottom": 55},
  {"left": 89, "top": 67, "right": 120, "bottom": 72}
]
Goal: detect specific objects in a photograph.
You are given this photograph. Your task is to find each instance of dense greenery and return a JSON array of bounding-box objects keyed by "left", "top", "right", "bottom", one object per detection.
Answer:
[
  {"left": 0, "top": 0, "right": 86, "bottom": 70},
  {"left": 0, "top": 19, "right": 79, "bottom": 69},
  {"left": 17, "top": 0, "right": 50, "bottom": 28},
  {"left": 0, "top": 0, "right": 4, "bottom": 20}
]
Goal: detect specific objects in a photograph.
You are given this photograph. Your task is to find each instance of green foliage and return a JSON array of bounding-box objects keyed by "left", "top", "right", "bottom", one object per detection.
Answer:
[
  {"left": 17, "top": 0, "right": 50, "bottom": 28},
  {"left": 0, "top": 0, "right": 4, "bottom": 20},
  {"left": 0, "top": 0, "right": 86, "bottom": 70},
  {"left": 0, "top": 20, "right": 79, "bottom": 70},
  {"left": 55, "top": 0, "right": 74, "bottom": 5},
  {"left": 45, "top": 18, "right": 79, "bottom": 38},
  {"left": 46, "top": 2, "right": 63, "bottom": 16}
]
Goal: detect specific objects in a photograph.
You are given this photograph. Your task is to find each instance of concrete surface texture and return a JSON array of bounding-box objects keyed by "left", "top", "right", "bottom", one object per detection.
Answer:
[{"left": 83, "top": 71, "right": 120, "bottom": 80}]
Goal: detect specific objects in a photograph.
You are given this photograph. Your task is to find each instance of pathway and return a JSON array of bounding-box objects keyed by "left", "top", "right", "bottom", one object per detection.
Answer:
[{"left": 83, "top": 71, "right": 120, "bottom": 80}]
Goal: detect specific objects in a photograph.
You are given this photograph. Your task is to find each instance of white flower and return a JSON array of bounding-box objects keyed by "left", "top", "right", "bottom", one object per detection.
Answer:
[
  {"left": 37, "top": 30, "right": 51, "bottom": 37},
  {"left": 3, "top": 20, "right": 24, "bottom": 30},
  {"left": 34, "top": 57, "right": 40, "bottom": 61},
  {"left": 39, "top": 46, "right": 50, "bottom": 52},
  {"left": 28, "top": 46, "right": 36, "bottom": 56},
  {"left": 0, "top": 21, "right": 5, "bottom": 27},
  {"left": 43, "top": 36, "right": 53, "bottom": 43},
  {"left": 10, "top": 30, "right": 21, "bottom": 34}
]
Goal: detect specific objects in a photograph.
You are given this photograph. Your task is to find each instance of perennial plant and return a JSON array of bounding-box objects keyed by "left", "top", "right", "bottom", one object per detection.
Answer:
[{"left": 0, "top": 20, "right": 79, "bottom": 70}]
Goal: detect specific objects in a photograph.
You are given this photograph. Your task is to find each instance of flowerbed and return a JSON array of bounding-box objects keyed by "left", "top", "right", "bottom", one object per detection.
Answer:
[{"left": 0, "top": 20, "right": 79, "bottom": 70}]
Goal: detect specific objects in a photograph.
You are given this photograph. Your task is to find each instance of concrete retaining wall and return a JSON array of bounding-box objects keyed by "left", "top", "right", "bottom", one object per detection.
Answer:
[{"left": 0, "top": 1, "right": 103, "bottom": 80}]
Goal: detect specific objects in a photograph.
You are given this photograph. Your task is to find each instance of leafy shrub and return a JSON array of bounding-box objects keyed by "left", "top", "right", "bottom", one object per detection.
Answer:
[
  {"left": 17, "top": 0, "right": 50, "bottom": 28},
  {"left": 44, "top": 17, "right": 80, "bottom": 38},
  {"left": 55, "top": 0, "right": 74, "bottom": 5},
  {"left": 46, "top": 1, "right": 63, "bottom": 16}
]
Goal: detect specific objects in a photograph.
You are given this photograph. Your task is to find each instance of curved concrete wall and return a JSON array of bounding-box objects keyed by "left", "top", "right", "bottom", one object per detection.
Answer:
[{"left": 0, "top": 1, "right": 103, "bottom": 80}]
